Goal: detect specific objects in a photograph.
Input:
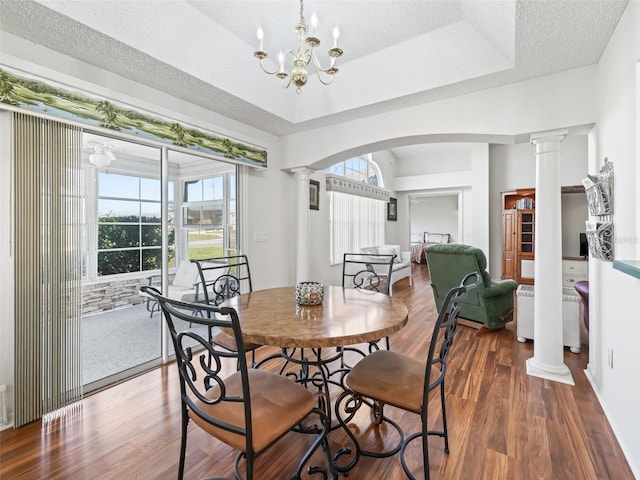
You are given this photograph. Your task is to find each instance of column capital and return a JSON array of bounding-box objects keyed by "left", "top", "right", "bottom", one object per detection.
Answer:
[
  {"left": 530, "top": 129, "right": 568, "bottom": 146},
  {"left": 291, "top": 167, "right": 313, "bottom": 180}
]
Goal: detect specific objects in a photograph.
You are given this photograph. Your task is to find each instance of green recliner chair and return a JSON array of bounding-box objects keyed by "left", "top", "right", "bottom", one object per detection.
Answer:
[{"left": 425, "top": 243, "right": 518, "bottom": 330}]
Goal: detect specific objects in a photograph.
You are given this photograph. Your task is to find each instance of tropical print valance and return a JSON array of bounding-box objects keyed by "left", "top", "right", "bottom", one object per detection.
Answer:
[{"left": 0, "top": 66, "right": 267, "bottom": 168}]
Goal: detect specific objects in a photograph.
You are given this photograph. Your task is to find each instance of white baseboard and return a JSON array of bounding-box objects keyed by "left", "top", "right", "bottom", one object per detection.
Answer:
[
  {"left": 0, "top": 418, "right": 14, "bottom": 431},
  {"left": 584, "top": 367, "right": 639, "bottom": 479}
]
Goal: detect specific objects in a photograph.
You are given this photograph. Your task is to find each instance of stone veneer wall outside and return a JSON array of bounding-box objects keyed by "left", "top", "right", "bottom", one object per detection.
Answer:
[{"left": 82, "top": 276, "right": 155, "bottom": 315}]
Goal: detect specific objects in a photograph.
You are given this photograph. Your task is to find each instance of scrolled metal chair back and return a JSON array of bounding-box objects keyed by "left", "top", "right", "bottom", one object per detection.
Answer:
[
  {"left": 424, "top": 271, "right": 482, "bottom": 397},
  {"left": 194, "top": 254, "right": 253, "bottom": 306},
  {"left": 140, "top": 286, "right": 252, "bottom": 441},
  {"left": 208, "top": 273, "right": 242, "bottom": 305},
  {"left": 342, "top": 252, "right": 396, "bottom": 294}
]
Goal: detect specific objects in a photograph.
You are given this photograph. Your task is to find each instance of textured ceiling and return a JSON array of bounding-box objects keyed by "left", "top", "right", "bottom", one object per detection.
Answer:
[{"left": 0, "top": 0, "right": 629, "bottom": 138}]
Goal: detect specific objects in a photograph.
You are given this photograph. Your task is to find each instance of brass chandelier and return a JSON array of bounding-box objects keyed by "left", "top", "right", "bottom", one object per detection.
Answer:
[{"left": 253, "top": 0, "right": 343, "bottom": 94}]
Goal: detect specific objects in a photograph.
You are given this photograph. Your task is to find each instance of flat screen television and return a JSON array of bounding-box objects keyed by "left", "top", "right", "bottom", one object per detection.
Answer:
[{"left": 579, "top": 232, "right": 588, "bottom": 258}]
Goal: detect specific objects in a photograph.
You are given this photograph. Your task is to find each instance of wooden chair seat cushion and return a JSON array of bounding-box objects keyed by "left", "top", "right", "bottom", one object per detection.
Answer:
[
  {"left": 210, "top": 329, "right": 262, "bottom": 352},
  {"left": 346, "top": 349, "right": 439, "bottom": 412},
  {"left": 189, "top": 369, "right": 316, "bottom": 452}
]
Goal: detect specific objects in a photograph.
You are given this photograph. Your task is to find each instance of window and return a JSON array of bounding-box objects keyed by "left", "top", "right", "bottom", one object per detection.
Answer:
[
  {"left": 329, "top": 155, "right": 381, "bottom": 186},
  {"left": 328, "top": 156, "right": 386, "bottom": 264},
  {"left": 97, "top": 173, "right": 175, "bottom": 275},
  {"left": 182, "top": 172, "right": 236, "bottom": 260}
]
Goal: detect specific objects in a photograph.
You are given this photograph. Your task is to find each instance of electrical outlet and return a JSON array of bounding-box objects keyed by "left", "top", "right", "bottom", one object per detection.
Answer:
[
  {"left": 607, "top": 348, "right": 614, "bottom": 369},
  {"left": 254, "top": 231, "right": 268, "bottom": 243}
]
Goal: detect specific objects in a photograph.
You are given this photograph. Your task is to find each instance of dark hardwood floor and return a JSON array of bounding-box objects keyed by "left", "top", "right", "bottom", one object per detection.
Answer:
[{"left": 0, "top": 264, "right": 634, "bottom": 479}]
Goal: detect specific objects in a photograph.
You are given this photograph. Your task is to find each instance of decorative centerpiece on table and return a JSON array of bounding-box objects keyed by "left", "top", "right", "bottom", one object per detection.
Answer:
[{"left": 295, "top": 281, "right": 324, "bottom": 306}]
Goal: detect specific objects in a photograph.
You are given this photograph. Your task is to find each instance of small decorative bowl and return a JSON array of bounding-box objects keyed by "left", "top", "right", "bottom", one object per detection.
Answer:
[{"left": 295, "top": 281, "right": 324, "bottom": 306}]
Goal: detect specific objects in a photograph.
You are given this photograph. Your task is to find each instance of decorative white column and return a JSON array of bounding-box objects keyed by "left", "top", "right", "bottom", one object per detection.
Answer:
[
  {"left": 292, "top": 168, "right": 312, "bottom": 283},
  {"left": 526, "top": 130, "right": 574, "bottom": 385}
]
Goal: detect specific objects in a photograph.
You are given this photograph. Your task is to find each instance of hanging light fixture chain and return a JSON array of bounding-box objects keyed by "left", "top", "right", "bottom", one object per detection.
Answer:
[{"left": 299, "top": 0, "right": 305, "bottom": 26}]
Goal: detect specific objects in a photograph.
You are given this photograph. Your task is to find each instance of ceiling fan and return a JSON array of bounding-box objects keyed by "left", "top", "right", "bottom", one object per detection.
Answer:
[{"left": 84, "top": 142, "right": 118, "bottom": 167}]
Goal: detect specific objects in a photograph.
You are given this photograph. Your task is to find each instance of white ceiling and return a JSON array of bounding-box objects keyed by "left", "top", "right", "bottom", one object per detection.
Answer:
[{"left": 0, "top": 0, "right": 629, "bottom": 147}]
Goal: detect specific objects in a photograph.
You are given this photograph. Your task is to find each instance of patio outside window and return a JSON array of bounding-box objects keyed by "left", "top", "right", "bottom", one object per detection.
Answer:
[
  {"left": 97, "top": 172, "right": 175, "bottom": 275},
  {"left": 183, "top": 172, "right": 236, "bottom": 260}
]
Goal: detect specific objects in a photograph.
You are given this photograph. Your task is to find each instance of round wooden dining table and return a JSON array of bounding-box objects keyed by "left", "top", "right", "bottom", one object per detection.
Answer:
[{"left": 219, "top": 285, "right": 409, "bottom": 349}]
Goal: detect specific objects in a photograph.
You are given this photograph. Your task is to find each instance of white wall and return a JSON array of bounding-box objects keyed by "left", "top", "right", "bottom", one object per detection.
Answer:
[
  {"left": 281, "top": 66, "right": 597, "bottom": 171},
  {"left": 0, "top": 111, "right": 15, "bottom": 428},
  {"left": 410, "top": 196, "right": 459, "bottom": 242},
  {"left": 308, "top": 170, "right": 332, "bottom": 284},
  {"left": 471, "top": 143, "right": 490, "bottom": 257},
  {"left": 245, "top": 159, "right": 296, "bottom": 289},
  {"left": 590, "top": 2, "right": 640, "bottom": 474},
  {"left": 395, "top": 143, "right": 472, "bottom": 176},
  {"left": 372, "top": 150, "right": 402, "bottom": 246}
]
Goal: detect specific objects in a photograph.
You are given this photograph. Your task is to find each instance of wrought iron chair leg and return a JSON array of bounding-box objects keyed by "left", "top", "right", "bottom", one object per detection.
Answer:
[
  {"left": 178, "top": 411, "right": 188, "bottom": 480},
  {"left": 440, "top": 382, "right": 450, "bottom": 454},
  {"left": 422, "top": 415, "right": 430, "bottom": 480},
  {"left": 147, "top": 298, "right": 159, "bottom": 318}
]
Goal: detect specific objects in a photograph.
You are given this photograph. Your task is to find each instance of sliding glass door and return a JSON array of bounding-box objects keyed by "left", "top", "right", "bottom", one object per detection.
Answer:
[
  {"left": 81, "top": 133, "right": 238, "bottom": 392},
  {"left": 81, "top": 132, "right": 164, "bottom": 390}
]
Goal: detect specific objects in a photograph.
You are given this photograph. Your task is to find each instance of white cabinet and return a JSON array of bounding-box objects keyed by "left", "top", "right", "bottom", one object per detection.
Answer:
[
  {"left": 515, "top": 285, "right": 582, "bottom": 353},
  {"left": 562, "top": 258, "right": 588, "bottom": 288}
]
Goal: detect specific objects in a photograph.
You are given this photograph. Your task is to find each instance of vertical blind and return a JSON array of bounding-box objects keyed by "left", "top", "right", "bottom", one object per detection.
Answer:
[
  {"left": 13, "top": 113, "right": 83, "bottom": 426},
  {"left": 329, "top": 191, "right": 385, "bottom": 265}
]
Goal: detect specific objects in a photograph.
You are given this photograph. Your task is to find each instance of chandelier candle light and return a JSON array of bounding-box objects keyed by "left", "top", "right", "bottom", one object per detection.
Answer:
[{"left": 253, "top": 0, "right": 343, "bottom": 94}]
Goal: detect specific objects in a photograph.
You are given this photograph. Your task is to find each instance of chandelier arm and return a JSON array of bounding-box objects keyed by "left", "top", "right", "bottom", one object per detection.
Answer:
[
  {"left": 258, "top": 58, "right": 280, "bottom": 76},
  {"left": 257, "top": 49, "right": 297, "bottom": 77},
  {"left": 313, "top": 55, "right": 336, "bottom": 74},
  {"left": 303, "top": 50, "right": 313, "bottom": 67},
  {"left": 280, "top": 75, "right": 293, "bottom": 90},
  {"left": 306, "top": 56, "right": 335, "bottom": 85},
  {"left": 313, "top": 68, "right": 336, "bottom": 86},
  {"left": 310, "top": 53, "right": 337, "bottom": 74}
]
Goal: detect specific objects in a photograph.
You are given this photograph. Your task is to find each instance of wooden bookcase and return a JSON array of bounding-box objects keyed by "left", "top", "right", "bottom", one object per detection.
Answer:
[{"left": 502, "top": 188, "right": 536, "bottom": 285}]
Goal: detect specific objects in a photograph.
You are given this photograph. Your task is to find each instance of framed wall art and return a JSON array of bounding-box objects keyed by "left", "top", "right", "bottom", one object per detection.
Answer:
[
  {"left": 387, "top": 197, "right": 397, "bottom": 221},
  {"left": 309, "top": 179, "right": 320, "bottom": 210}
]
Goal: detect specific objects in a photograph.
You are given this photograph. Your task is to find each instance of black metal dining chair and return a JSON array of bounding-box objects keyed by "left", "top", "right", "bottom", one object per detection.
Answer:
[
  {"left": 333, "top": 272, "right": 481, "bottom": 480},
  {"left": 340, "top": 252, "right": 396, "bottom": 363},
  {"left": 140, "top": 286, "right": 336, "bottom": 480},
  {"left": 193, "top": 254, "right": 253, "bottom": 306},
  {"left": 342, "top": 252, "right": 395, "bottom": 295},
  {"left": 193, "top": 255, "right": 263, "bottom": 366}
]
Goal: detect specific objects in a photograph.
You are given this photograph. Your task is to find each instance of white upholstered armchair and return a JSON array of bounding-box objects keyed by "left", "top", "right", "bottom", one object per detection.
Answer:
[{"left": 360, "top": 245, "right": 412, "bottom": 295}]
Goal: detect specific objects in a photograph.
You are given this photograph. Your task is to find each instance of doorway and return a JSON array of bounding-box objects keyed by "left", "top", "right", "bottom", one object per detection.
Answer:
[{"left": 409, "top": 193, "right": 461, "bottom": 244}]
